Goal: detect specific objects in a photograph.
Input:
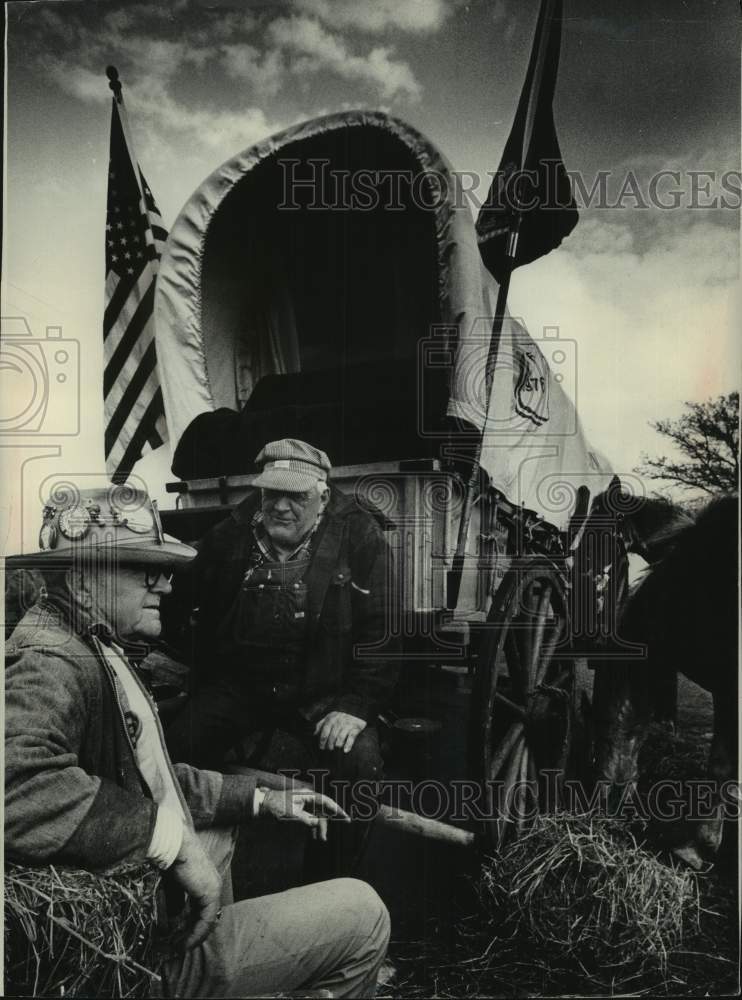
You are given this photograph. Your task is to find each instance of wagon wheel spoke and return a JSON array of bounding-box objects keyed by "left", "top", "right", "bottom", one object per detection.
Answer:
[
  {"left": 484, "top": 719, "right": 525, "bottom": 838},
  {"left": 515, "top": 579, "right": 554, "bottom": 698},
  {"left": 514, "top": 745, "right": 531, "bottom": 837},
  {"left": 527, "top": 753, "right": 538, "bottom": 785},
  {"left": 534, "top": 618, "right": 563, "bottom": 689},
  {"left": 528, "top": 584, "right": 553, "bottom": 684},
  {"left": 492, "top": 690, "right": 527, "bottom": 719},
  {"left": 496, "top": 732, "right": 526, "bottom": 845},
  {"left": 518, "top": 580, "right": 540, "bottom": 689},
  {"left": 476, "top": 565, "right": 577, "bottom": 850},
  {"left": 505, "top": 627, "right": 527, "bottom": 701},
  {"left": 487, "top": 720, "right": 524, "bottom": 782},
  {"left": 546, "top": 666, "right": 572, "bottom": 691}
]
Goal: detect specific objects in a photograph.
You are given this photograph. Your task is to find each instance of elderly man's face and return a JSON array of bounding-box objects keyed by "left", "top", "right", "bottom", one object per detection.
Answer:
[
  {"left": 92, "top": 565, "right": 173, "bottom": 642},
  {"left": 261, "top": 487, "right": 327, "bottom": 549}
]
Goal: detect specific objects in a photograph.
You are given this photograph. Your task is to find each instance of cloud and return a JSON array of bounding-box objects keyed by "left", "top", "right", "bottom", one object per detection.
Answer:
[
  {"left": 294, "top": 0, "right": 453, "bottom": 34},
  {"left": 360, "top": 47, "right": 422, "bottom": 103},
  {"left": 189, "top": 7, "right": 259, "bottom": 44},
  {"left": 31, "top": 7, "right": 215, "bottom": 92},
  {"left": 568, "top": 149, "right": 740, "bottom": 231},
  {"left": 47, "top": 58, "right": 280, "bottom": 155},
  {"left": 24, "top": 1, "right": 423, "bottom": 159},
  {"left": 509, "top": 215, "right": 739, "bottom": 491},
  {"left": 267, "top": 15, "right": 421, "bottom": 101},
  {"left": 220, "top": 43, "right": 286, "bottom": 97},
  {"left": 26, "top": 3, "right": 287, "bottom": 167},
  {"left": 490, "top": 0, "right": 518, "bottom": 43},
  {"left": 129, "top": 77, "right": 277, "bottom": 151}
]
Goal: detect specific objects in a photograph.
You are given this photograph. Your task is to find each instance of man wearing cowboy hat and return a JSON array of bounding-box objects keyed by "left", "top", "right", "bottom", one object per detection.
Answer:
[
  {"left": 5, "top": 484, "right": 390, "bottom": 997},
  {"left": 166, "top": 438, "right": 399, "bottom": 872}
]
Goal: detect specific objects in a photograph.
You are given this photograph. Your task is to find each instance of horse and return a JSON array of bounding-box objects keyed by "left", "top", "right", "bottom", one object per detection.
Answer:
[{"left": 591, "top": 494, "right": 739, "bottom": 869}]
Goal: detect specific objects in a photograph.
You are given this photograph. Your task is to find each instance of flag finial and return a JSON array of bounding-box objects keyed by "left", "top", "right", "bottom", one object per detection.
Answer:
[{"left": 106, "top": 65, "right": 122, "bottom": 102}]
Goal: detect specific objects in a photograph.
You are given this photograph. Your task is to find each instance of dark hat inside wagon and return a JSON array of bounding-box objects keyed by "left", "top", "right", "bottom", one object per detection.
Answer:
[{"left": 5, "top": 485, "right": 196, "bottom": 569}]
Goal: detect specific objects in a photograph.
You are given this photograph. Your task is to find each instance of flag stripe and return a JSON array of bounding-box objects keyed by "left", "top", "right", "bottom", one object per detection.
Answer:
[
  {"left": 103, "top": 282, "right": 156, "bottom": 398},
  {"left": 105, "top": 271, "right": 120, "bottom": 299},
  {"left": 116, "top": 388, "right": 167, "bottom": 476},
  {"left": 105, "top": 326, "right": 157, "bottom": 417},
  {"left": 107, "top": 391, "right": 164, "bottom": 476},
  {"left": 104, "top": 98, "right": 169, "bottom": 479},
  {"left": 103, "top": 271, "right": 137, "bottom": 337},
  {"left": 108, "top": 370, "right": 162, "bottom": 457},
  {"left": 105, "top": 340, "right": 158, "bottom": 455},
  {"left": 104, "top": 270, "right": 156, "bottom": 359}
]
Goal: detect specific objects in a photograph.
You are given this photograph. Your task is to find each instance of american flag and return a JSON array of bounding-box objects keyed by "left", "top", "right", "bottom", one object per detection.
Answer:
[{"left": 104, "top": 98, "right": 168, "bottom": 480}]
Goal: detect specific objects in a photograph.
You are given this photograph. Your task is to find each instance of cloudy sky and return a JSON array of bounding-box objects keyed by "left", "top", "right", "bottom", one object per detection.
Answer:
[{"left": 1, "top": 0, "right": 739, "bottom": 547}]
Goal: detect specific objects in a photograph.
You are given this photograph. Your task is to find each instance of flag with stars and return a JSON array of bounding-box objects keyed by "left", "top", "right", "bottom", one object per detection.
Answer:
[{"left": 104, "top": 98, "right": 168, "bottom": 480}]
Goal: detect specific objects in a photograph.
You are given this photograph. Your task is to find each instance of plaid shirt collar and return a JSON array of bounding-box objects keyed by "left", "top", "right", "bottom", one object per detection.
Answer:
[{"left": 250, "top": 509, "right": 324, "bottom": 563}]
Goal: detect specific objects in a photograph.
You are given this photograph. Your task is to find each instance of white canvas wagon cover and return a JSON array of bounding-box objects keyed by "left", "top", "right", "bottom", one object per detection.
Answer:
[{"left": 155, "top": 110, "right": 612, "bottom": 529}]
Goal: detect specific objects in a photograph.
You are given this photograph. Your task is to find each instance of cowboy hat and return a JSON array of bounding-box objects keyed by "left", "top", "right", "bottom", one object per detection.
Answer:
[{"left": 5, "top": 484, "right": 196, "bottom": 569}]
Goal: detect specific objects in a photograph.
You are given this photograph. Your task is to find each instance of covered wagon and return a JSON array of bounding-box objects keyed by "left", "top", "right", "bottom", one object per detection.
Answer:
[{"left": 155, "top": 109, "right": 620, "bottom": 841}]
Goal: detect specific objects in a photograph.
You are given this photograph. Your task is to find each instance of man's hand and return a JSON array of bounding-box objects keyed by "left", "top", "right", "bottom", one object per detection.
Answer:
[
  {"left": 314, "top": 711, "right": 367, "bottom": 753},
  {"left": 169, "top": 827, "right": 223, "bottom": 950},
  {"left": 259, "top": 788, "right": 350, "bottom": 842}
]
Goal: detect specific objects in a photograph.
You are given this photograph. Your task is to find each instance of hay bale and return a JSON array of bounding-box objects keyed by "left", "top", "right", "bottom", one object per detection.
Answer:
[
  {"left": 477, "top": 813, "right": 700, "bottom": 984},
  {"left": 4, "top": 861, "right": 162, "bottom": 998}
]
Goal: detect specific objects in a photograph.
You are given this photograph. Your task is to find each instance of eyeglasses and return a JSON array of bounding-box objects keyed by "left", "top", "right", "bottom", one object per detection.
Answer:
[{"left": 144, "top": 568, "right": 174, "bottom": 589}]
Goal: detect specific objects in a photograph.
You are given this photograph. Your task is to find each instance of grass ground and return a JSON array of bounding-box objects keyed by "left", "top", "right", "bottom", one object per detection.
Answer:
[{"left": 384, "top": 716, "right": 739, "bottom": 998}]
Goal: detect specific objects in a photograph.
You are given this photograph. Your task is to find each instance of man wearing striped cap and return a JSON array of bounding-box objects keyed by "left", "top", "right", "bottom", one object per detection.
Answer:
[{"left": 167, "top": 438, "right": 398, "bottom": 874}]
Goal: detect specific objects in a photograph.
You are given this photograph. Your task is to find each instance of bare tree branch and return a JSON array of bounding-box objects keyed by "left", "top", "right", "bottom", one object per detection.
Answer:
[{"left": 634, "top": 392, "right": 739, "bottom": 495}]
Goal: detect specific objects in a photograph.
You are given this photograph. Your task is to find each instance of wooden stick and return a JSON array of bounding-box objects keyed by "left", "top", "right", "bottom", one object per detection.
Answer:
[
  {"left": 226, "top": 765, "right": 477, "bottom": 848},
  {"left": 376, "top": 804, "right": 476, "bottom": 848}
]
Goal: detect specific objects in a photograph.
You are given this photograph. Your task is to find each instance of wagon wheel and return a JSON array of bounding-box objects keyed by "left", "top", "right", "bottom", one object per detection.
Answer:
[{"left": 472, "top": 563, "right": 575, "bottom": 848}]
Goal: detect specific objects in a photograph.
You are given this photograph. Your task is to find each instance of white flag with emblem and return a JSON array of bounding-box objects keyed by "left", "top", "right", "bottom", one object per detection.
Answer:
[{"left": 449, "top": 304, "right": 614, "bottom": 530}]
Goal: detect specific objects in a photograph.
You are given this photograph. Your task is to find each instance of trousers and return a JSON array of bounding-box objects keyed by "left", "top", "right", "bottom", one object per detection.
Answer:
[
  {"left": 165, "top": 681, "right": 383, "bottom": 782},
  {"left": 161, "top": 827, "right": 390, "bottom": 998},
  {"left": 166, "top": 684, "right": 384, "bottom": 876}
]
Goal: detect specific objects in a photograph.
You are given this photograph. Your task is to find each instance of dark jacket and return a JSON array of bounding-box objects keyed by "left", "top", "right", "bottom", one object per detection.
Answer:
[
  {"left": 4, "top": 602, "right": 257, "bottom": 870},
  {"left": 187, "top": 487, "right": 399, "bottom": 722}
]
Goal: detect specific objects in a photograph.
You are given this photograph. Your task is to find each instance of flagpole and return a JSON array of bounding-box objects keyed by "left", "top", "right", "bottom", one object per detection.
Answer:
[
  {"left": 521, "top": 0, "right": 557, "bottom": 169},
  {"left": 102, "top": 65, "right": 169, "bottom": 481},
  {"left": 106, "top": 66, "right": 146, "bottom": 204},
  {"left": 447, "top": 0, "right": 556, "bottom": 611},
  {"left": 447, "top": 231, "right": 516, "bottom": 610}
]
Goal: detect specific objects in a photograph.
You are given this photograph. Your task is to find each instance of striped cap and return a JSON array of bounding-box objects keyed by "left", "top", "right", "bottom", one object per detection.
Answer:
[{"left": 252, "top": 439, "right": 332, "bottom": 493}]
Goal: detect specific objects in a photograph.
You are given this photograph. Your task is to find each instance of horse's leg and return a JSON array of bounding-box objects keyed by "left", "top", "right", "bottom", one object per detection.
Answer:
[
  {"left": 592, "top": 659, "right": 653, "bottom": 812},
  {"left": 673, "top": 687, "right": 738, "bottom": 869},
  {"left": 650, "top": 667, "right": 678, "bottom": 731}
]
